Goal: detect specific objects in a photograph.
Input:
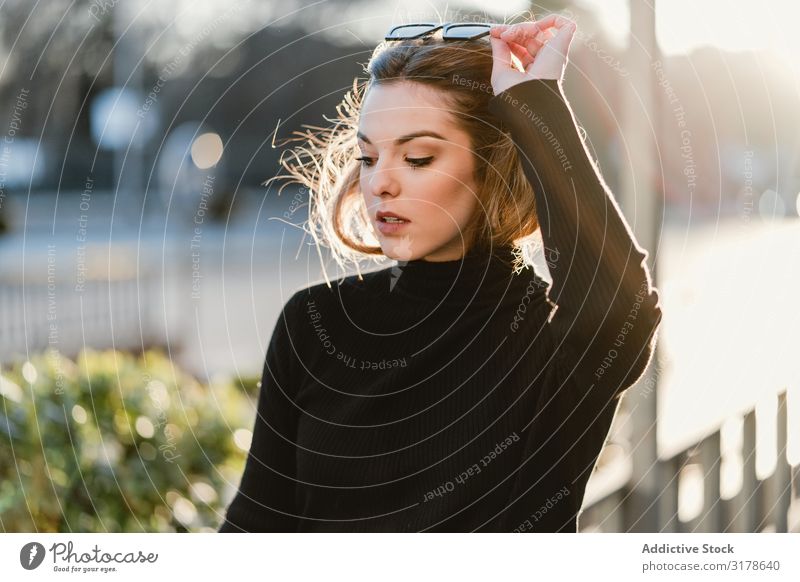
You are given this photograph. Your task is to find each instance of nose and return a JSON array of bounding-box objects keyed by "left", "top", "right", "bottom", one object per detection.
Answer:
[{"left": 367, "top": 158, "right": 400, "bottom": 198}]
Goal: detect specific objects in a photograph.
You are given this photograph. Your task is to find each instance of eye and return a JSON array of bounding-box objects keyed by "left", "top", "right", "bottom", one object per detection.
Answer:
[
  {"left": 405, "top": 156, "right": 434, "bottom": 169},
  {"left": 355, "top": 155, "right": 434, "bottom": 169},
  {"left": 355, "top": 156, "right": 375, "bottom": 168}
]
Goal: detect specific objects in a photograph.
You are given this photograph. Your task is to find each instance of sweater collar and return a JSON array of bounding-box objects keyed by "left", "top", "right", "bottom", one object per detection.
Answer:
[{"left": 388, "top": 243, "right": 518, "bottom": 304}]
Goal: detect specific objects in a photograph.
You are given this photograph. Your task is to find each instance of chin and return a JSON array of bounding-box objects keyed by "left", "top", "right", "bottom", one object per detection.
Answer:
[{"left": 378, "top": 235, "right": 423, "bottom": 262}]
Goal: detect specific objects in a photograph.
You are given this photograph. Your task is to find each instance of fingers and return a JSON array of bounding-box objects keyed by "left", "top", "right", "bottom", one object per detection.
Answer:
[
  {"left": 491, "top": 15, "right": 575, "bottom": 70},
  {"left": 490, "top": 15, "right": 576, "bottom": 83},
  {"left": 496, "top": 14, "right": 576, "bottom": 44},
  {"left": 529, "top": 14, "right": 574, "bottom": 32},
  {"left": 489, "top": 24, "right": 509, "bottom": 37},
  {"left": 501, "top": 28, "right": 543, "bottom": 66},
  {"left": 489, "top": 36, "right": 512, "bottom": 69},
  {"left": 539, "top": 21, "right": 576, "bottom": 59},
  {"left": 530, "top": 14, "right": 569, "bottom": 32},
  {"left": 507, "top": 40, "right": 533, "bottom": 68}
]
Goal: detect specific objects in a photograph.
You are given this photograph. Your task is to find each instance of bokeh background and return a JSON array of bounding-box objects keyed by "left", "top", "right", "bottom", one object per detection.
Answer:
[{"left": 1, "top": 0, "right": 798, "bottom": 532}]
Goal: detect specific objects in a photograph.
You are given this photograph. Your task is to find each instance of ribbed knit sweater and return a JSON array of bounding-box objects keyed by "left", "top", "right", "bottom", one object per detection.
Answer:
[{"left": 218, "top": 78, "right": 663, "bottom": 532}]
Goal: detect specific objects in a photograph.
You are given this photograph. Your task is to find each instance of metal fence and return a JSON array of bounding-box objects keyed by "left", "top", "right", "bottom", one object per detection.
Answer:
[
  {"left": 581, "top": 391, "right": 797, "bottom": 532},
  {"left": 0, "top": 243, "right": 170, "bottom": 364}
]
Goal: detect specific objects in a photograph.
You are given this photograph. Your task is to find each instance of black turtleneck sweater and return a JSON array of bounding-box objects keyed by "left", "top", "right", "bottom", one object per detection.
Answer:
[{"left": 218, "top": 78, "right": 663, "bottom": 532}]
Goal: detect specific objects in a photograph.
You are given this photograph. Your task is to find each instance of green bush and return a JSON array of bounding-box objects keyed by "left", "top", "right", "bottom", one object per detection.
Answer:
[{"left": 0, "top": 348, "right": 256, "bottom": 532}]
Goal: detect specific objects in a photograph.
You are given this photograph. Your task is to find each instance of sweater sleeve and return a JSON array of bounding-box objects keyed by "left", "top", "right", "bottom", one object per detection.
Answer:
[
  {"left": 487, "top": 78, "right": 662, "bottom": 402},
  {"left": 218, "top": 293, "right": 301, "bottom": 533},
  {"left": 488, "top": 79, "right": 663, "bottom": 531}
]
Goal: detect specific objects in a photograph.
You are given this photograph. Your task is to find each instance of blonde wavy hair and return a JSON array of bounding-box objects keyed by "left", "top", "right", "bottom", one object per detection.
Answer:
[{"left": 268, "top": 30, "right": 543, "bottom": 283}]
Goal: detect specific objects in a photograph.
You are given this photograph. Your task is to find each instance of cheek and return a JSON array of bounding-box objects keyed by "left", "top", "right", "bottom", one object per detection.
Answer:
[{"left": 424, "top": 167, "right": 478, "bottom": 226}]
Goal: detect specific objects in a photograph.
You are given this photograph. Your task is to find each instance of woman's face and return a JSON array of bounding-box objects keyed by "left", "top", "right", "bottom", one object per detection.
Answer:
[{"left": 357, "top": 81, "right": 479, "bottom": 262}]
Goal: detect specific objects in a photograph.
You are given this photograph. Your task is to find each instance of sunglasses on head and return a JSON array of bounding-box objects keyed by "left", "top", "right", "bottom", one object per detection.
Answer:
[{"left": 385, "top": 22, "right": 496, "bottom": 41}]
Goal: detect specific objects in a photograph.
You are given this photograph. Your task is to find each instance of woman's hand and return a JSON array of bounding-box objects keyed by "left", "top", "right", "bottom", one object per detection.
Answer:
[{"left": 489, "top": 15, "right": 577, "bottom": 94}]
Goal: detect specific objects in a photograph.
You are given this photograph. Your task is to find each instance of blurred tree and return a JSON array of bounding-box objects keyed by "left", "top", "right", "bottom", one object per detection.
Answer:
[{"left": 0, "top": 349, "right": 255, "bottom": 532}]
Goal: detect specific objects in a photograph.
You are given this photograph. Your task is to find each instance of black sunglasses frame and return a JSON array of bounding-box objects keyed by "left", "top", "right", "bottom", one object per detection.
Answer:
[{"left": 385, "top": 22, "right": 496, "bottom": 41}]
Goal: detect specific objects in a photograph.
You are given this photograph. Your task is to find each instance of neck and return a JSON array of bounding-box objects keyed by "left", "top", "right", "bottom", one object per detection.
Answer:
[{"left": 389, "top": 243, "right": 518, "bottom": 304}]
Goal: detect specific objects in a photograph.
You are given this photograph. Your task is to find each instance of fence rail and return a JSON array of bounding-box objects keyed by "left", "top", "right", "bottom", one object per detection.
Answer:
[
  {"left": 0, "top": 243, "right": 170, "bottom": 364},
  {"left": 581, "top": 391, "right": 797, "bottom": 532}
]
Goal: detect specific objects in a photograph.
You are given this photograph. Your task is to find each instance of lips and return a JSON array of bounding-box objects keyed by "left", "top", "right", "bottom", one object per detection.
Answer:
[
  {"left": 376, "top": 210, "right": 411, "bottom": 223},
  {"left": 375, "top": 210, "right": 410, "bottom": 235}
]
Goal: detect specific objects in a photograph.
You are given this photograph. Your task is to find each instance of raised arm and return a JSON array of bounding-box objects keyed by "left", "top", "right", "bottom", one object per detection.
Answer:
[
  {"left": 486, "top": 19, "right": 663, "bottom": 530},
  {"left": 488, "top": 77, "right": 662, "bottom": 401},
  {"left": 218, "top": 295, "right": 301, "bottom": 532}
]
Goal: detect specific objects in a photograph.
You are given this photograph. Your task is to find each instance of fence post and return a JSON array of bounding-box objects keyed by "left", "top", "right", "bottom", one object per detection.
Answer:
[
  {"left": 725, "top": 410, "right": 758, "bottom": 531},
  {"left": 698, "top": 431, "right": 722, "bottom": 532},
  {"left": 676, "top": 451, "right": 694, "bottom": 533},
  {"left": 773, "top": 392, "right": 791, "bottom": 532},
  {"left": 657, "top": 456, "right": 681, "bottom": 532}
]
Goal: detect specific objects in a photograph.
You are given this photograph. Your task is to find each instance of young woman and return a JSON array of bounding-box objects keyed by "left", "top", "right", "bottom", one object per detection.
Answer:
[{"left": 219, "top": 15, "right": 663, "bottom": 533}]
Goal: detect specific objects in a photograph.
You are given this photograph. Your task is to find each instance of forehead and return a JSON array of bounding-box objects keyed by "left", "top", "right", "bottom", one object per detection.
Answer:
[{"left": 358, "top": 81, "right": 463, "bottom": 139}]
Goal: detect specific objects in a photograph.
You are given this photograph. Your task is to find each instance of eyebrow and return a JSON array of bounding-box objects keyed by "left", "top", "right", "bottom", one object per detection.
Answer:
[{"left": 356, "top": 130, "right": 447, "bottom": 146}]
